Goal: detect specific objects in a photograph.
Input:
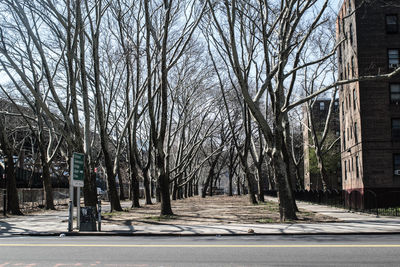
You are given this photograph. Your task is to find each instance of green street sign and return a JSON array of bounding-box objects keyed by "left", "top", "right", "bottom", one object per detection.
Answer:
[{"left": 71, "top": 152, "right": 85, "bottom": 187}]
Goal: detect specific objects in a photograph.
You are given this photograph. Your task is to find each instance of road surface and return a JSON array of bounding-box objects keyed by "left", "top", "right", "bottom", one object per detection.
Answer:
[{"left": 0, "top": 234, "right": 399, "bottom": 266}]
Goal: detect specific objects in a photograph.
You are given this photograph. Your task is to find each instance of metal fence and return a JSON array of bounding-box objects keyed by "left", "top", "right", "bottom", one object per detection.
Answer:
[
  {"left": 0, "top": 188, "right": 69, "bottom": 213},
  {"left": 294, "top": 189, "right": 345, "bottom": 208},
  {"left": 265, "top": 189, "right": 400, "bottom": 217}
]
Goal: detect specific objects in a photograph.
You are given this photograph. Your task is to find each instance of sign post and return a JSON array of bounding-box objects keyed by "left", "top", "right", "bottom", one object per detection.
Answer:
[{"left": 68, "top": 152, "right": 85, "bottom": 231}]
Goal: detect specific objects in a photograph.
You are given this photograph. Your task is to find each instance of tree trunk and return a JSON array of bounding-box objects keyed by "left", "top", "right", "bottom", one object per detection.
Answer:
[
  {"left": 130, "top": 160, "right": 140, "bottom": 208},
  {"left": 184, "top": 183, "right": 188, "bottom": 198},
  {"left": 256, "top": 164, "right": 265, "bottom": 202},
  {"left": 315, "top": 145, "right": 329, "bottom": 191},
  {"left": 202, "top": 151, "right": 222, "bottom": 198},
  {"left": 150, "top": 179, "right": 155, "bottom": 199},
  {"left": 104, "top": 150, "right": 122, "bottom": 212},
  {"left": 156, "top": 150, "right": 173, "bottom": 215},
  {"left": 178, "top": 185, "right": 183, "bottom": 199},
  {"left": 294, "top": 162, "right": 302, "bottom": 190},
  {"left": 143, "top": 168, "right": 152, "bottom": 205},
  {"left": 188, "top": 180, "right": 193, "bottom": 197},
  {"left": 242, "top": 179, "right": 247, "bottom": 195},
  {"left": 245, "top": 172, "right": 257, "bottom": 204},
  {"left": 172, "top": 179, "right": 178, "bottom": 200},
  {"left": 41, "top": 158, "right": 55, "bottom": 210},
  {"left": 208, "top": 174, "right": 214, "bottom": 197},
  {"left": 272, "top": 144, "right": 298, "bottom": 221},
  {"left": 201, "top": 176, "right": 210, "bottom": 198},
  {"left": 37, "top": 117, "right": 54, "bottom": 210},
  {"left": 117, "top": 164, "right": 126, "bottom": 200},
  {"left": 155, "top": 180, "right": 161, "bottom": 203},
  {"left": 0, "top": 119, "right": 22, "bottom": 215},
  {"left": 194, "top": 181, "right": 199, "bottom": 196},
  {"left": 282, "top": 120, "right": 299, "bottom": 212},
  {"left": 266, "top": 162, "right": 275, "bottom": 190},
  {"left": 236, "top": 175, "right": 241, "bottom": 195},
  {"left": 228, "top": 171, "right": 233, "bottom": 196},
  {"left": 82, "top": 159, "right": 97, "bottom": 207},
  {"left": 5, "top": 156, "right": 22, "bottom": 215}
]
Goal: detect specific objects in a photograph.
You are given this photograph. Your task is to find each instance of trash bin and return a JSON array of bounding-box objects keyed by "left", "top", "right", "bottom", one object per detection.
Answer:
[{"left": 80, "top": 206, "right": 97, "bottom": 231}]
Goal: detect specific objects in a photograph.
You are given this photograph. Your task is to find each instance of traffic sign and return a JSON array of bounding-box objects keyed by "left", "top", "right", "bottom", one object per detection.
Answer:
[{"left": 71, "top": 152, "right": 84, "bottom": 187}]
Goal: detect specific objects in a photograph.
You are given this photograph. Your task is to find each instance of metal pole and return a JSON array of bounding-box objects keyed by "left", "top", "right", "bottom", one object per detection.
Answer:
[
  {"left": 77, "top": 187, "right": 80, "bottom": 231},
  {"left": 68, "top": 182, "right": 73, "bottom": 232},
  {"left": 3, "top": 158, "right": 7, "bottom": 216},
  {"left": 69, "top": 156, "right": 74, "bottom": 231},
  {"left": 68, "top": 200, "right": 73, "bottom": 232}
]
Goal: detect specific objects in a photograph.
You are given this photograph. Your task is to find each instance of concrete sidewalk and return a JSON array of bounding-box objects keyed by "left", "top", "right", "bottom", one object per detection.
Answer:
[{"left": 1, "top": 198, "right": 400, "bottom": 236}]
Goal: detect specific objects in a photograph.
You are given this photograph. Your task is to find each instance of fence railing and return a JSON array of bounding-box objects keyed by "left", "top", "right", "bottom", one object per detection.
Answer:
[
  {"left": 0, "top": 188, "right": 69, "bottom": 213},
  {"left": 265, "top": 189, "right": 400, "bottom": 217}
]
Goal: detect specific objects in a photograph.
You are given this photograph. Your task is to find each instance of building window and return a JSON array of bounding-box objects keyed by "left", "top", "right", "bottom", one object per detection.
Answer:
[
  {"left": 350, "top": 125, "right": 353, "bottom": 139},
  {"left": 390, "top": 84, "right": 400, "bottom": 103},
  {"left": 319, "top": 102, "right": 325, "bottom": 111},
  {"left": 342, "top": 18, "right": 345, "bottom": 36},
  {"left": 348, "top": 95, "right": 351, "bottom": 110},
  {"left": 338, "top": 45, "right": 342, "bottom": 61},
  {"left": 342, "top": 101, "right": 344, "bottom": 118},
  {"left": 351, "top": 57, "right": 355, "bottom": 77},
  {"left": 351, "top": 157, "right": 354, "bottom": 172},
  {"left": 356, "top": 156, "right": 360, "bottom": 178},
  {"left": 388, "top": 49, "right": 400, "bottom": 69},
  {"left": 386, "top": 15, "right": 398, "bottom": 34},
  {"left": 392, "top": 119, "right": 400, "bottom": 140},
  {"left": 354, "top": 122, "right": 358, "bottom": 143},
  {"left": 348, "top": 0, "right": 352, "bottom": 13},
  {"left": 344, "top": 160, "right": 347, "bottom": 180},
  {"left": 393, "top": 154, "right": 400, "bottom": 176},
  {"left": 343, "top": 130, "right": 346, "bottom": 150},
  {"left": 349, "top": 23, "right": 353, "bottom": 44},
  {"left": 347, "top": 63, "right": 350, "bottom": 78},
  {"left": 353, "top": 88, "right": 357, "bottom": 109}
]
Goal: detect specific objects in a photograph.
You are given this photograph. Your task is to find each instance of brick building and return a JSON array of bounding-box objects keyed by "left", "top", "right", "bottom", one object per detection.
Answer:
[
  {"left": 337, "top": 0, "right": 400, "bottom": 209},
  {"left": 303, "top": 99, "right": 341, "bottom": 191}
]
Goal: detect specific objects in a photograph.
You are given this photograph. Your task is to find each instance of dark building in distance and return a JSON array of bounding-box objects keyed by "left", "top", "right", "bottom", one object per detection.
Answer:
[
  {"left": 337, "top": 0, "right": 400, "bottom": 209},
  {"left": 303, "top": 99, "right": 341, "bottom": 191}
]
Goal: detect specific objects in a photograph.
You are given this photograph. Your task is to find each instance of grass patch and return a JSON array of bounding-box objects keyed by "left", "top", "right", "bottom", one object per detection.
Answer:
[
  {"left": 260, "top": 201, "right": 280, "bottom": 212},
  {"left": 145, "top": 215, "right": 178, "bottom": 221},
  {"left": 299, "top": 211, "right": 314, "bottom": 217},
  {"left": 102, "top": 208, "right": 130, "bottom": 217}
]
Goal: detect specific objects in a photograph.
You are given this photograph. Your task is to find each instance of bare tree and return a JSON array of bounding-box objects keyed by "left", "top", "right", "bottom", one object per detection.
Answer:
[
  {"left": 144, "top": 0, "right": 207, "bottom": 215},
  {"left": 205, "top": 0, "right": 339, "bottom": 220}
]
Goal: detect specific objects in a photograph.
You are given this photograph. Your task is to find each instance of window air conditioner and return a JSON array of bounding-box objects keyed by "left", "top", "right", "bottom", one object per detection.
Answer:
[{"left": 394, "top": 170, "right": 400, "bottom": 176}]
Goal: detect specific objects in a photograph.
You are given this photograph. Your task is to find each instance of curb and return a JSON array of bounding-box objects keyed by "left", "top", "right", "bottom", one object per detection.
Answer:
[{"left": 5, "top": 231, "right": 400, "bottom": 237}]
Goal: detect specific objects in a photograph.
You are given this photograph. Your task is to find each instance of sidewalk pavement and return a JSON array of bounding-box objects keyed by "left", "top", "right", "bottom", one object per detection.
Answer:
[{"left": 1, "top": 197, "right": 400, "bottom": 236}]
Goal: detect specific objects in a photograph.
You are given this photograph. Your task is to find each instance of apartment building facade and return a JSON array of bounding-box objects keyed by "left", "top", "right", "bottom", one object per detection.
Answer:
[{"left": 337, "top": 0, "right": 400, "bottom": 209}]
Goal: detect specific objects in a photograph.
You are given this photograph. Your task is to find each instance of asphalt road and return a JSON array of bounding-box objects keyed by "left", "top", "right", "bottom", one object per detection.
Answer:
[{"left": 0, "top": 234, "right": 399, "bottom": 267}]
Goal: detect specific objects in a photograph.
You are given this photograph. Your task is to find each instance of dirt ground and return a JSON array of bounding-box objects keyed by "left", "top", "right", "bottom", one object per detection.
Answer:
[{"left": 101, "top": 195, "right": 337, "bottom": 226}]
